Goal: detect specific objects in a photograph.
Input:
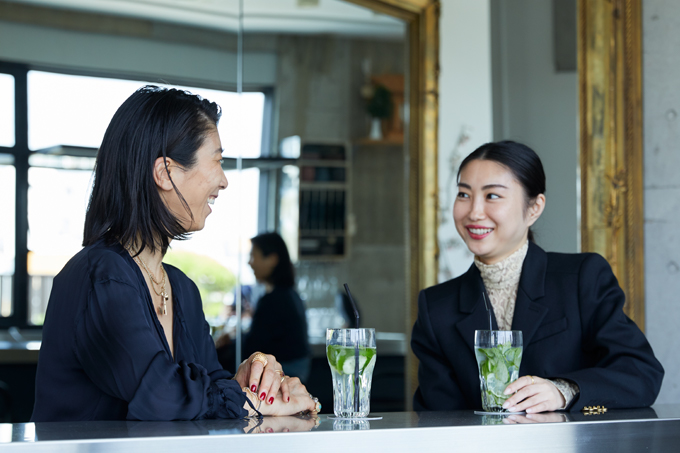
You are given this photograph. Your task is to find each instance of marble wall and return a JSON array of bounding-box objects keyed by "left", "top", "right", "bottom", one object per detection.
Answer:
[{"left": 643, "top": 0, "right": 680, "bottom": 405}]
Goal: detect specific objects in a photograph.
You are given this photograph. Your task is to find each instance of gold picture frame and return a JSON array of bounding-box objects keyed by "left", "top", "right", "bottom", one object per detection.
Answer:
[
  {"left": 344, "top": 0, "right": 440, "bottom": 409},
  {"left": 579, "top": 0, "right": 644, "bottom": 330}
]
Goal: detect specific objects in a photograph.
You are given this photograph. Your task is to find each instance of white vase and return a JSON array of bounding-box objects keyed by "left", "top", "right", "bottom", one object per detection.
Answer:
[{"left": 369, "top": 118, "right": 382, "bottom": 140}]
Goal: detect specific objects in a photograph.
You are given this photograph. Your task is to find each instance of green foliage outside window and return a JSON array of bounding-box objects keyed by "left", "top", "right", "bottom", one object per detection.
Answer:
[{"left": 163, "top": 250, "right": 236, "bottom": 320}]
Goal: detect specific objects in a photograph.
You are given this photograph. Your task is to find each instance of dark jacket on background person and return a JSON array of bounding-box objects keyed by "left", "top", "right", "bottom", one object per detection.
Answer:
[
  {"left": 243, "top": 287, "right": 310, "bottom": 363},
  {"left": 411, "top": 242, "right": 664, "bottom": 412}
]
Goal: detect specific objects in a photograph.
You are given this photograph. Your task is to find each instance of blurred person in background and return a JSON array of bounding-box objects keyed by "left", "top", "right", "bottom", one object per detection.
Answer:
[{"left": 244, "top": 233, "right": 311, "bottom": 383}]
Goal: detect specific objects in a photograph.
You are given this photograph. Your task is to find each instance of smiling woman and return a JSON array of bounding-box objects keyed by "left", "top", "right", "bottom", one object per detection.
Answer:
[
  {"left": 31, "top": 86, "right": 318, "bottom": 421},
  {"left": 411, "top": 140, "right": 663, "bottom": 415},
  {"left": 453, "top": 141, "right": 546, "bottom": 265},
  {"left": 155, "top": 129, "right": 228, "bottom": 233}
]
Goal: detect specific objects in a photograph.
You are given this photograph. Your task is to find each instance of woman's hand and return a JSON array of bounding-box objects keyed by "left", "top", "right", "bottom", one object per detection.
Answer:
[
  {"left": 233, "top": 352, "right": 290, "bottom": 406},
  {"left": 502, "top": 375, "right": 565, "bottom": 414},
  {"left": 249, "top": 376, "right": 317, "bottom": 416}
]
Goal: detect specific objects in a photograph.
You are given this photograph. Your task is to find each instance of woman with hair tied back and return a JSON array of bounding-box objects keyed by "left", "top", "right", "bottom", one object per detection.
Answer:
[
  {"left": 31, "top": 86, "right": 318, "bottom": 422},
  {"left": 411, "top": 141, "right": 664, "bottom": 417},
  {"left": 244, "top": 232, "right": 311, "bottom": 383}
]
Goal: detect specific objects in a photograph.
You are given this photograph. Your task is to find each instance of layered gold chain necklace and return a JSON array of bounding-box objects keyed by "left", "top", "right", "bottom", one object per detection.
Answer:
[{"left": 129, "top": 251, "right": 170, "bottom": 316}]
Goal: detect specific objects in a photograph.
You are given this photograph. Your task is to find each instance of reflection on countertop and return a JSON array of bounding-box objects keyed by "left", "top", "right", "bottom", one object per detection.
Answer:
[{"left": 1, "top": 406, "right": 679, "bottom": 452}]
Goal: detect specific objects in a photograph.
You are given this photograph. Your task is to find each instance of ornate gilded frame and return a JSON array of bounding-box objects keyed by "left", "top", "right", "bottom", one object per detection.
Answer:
[
  {"left": 579, "top": 0, "right": 644, "bottom": 329},
  {"left": 344, "top": 0, "right": 440, "bottom": 408}
]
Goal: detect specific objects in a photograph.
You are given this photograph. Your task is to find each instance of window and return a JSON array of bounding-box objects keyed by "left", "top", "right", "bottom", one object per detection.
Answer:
[
  {"left": 0, "top": 158, "right": 15, "bottom": 318},
  {"left": 3, "top": 62, "right": 272, "bottom": 328},
  {"left": 0, "top": 74, "right": 14, "bottom": 148},
  {"left": 165, "top": 168, "right": 260, "bottom": 327},
  {"left": 27, "top": 71, "right": 265, "bottom": 157},
  {"left": 27, "top": 157, "right": 94, "bottom": 325},
  {"left": 27, "top": 72, "right": 142, "bottom": 150}
]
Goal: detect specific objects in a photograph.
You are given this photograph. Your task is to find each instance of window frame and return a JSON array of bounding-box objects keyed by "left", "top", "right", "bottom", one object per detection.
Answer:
[{"left": 0, "top": 60, "right": 278, "bottom": 329}]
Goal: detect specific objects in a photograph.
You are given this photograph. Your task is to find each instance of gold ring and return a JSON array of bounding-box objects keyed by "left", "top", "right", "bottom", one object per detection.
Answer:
[
  {"left": 251, "top": 352, "right": 268, "bottom": 368},
  {"left": 274, "top": 369, "right": 284, "bottom": 375},
  {"left": 528, "top": 375, "right": 535, "bottom": 385},
  {"left": 315, "top": 401, "right": 322, "bottom": 412},
  {"left": 280, "top": 376, "right": 285, "bottom": 383}
]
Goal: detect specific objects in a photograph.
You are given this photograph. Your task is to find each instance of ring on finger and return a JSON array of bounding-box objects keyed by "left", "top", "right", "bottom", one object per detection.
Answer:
[
  {"left": 251, "top": 352, "right": 268, "bottom": 367},
  {"left": 527, "top": 375, "right": 535, "bottom": 385}
]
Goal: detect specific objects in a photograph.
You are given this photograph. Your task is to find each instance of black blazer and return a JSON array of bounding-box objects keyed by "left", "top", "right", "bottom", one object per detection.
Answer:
[{"left": 411, "top": 242, "right": 664, "bottom": 412}]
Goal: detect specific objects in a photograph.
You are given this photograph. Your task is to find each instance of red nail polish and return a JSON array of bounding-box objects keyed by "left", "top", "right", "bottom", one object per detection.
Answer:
[
  {"left": 260, "top": 392, "right": 266, "bottom": 400},
  {"left": 287, "top": 396, "right": 290, "bottom": 402},
  {"left": 267, "top": 428, "right": 274, "bottom": 433},
  {"left": 268, "top": 397, "right": 274, "bottom": 404},
  {"left": 251, "top": 385, "right": 257, "bottom": 393}
]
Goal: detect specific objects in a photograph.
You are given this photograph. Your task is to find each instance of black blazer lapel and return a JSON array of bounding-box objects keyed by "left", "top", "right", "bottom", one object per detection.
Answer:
[
  {"left": 455, "top": 264, "right": 499, "bottom": 355},
  {"left": 511, "top": 242, "right": 549, "bottom": 345}
]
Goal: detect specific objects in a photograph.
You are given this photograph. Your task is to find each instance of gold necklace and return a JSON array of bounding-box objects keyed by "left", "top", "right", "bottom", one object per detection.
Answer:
[{"left": 130, "top": 252, "right": 169, "bottom": 316}]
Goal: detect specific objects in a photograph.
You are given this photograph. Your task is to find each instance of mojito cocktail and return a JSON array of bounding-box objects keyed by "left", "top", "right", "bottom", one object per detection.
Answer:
[
  {"left": 326, "top": 328, "right": 376, "bottom": 418},
  {"left": 474, "top": 330, "right": 523, "bottom": 412}
]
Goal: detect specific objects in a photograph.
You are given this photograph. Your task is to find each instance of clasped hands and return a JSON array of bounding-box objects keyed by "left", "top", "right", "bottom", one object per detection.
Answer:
[
  {"left": 501, "top": 375, "right": 566, "bottom": 414},
  {"left": 233, "top": 352, "right": 317, "bottom": 416}
]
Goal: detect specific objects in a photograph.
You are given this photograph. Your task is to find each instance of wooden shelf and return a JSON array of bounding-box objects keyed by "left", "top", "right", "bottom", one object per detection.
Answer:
[{"left": 355, "top": 138, "right": 404, "bottom": 146}]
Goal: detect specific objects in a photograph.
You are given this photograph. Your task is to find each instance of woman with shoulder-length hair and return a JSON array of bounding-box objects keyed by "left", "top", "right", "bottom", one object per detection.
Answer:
[
  {"left": 411, "top": 140, "right": 663, "bottom": 416},
  {"left": 32, "top": 86, "right": 318, "bottom": 422},
  {"left": 244, "top": 232, "right": 311, "bottom": 383}
]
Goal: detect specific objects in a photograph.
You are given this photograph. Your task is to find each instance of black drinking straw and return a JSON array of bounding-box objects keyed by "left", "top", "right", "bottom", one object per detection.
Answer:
[
  {"left": 343, "top": 283, "right": 361, "bottom": 414},
  {"left": 481, "top": 290, "right": 493, "bottom": 331}
]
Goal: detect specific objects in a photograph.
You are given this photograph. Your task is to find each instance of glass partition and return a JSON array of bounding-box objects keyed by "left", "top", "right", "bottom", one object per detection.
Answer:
[{"left": 238, "top": 1, "right": 409, "bottom": 412}]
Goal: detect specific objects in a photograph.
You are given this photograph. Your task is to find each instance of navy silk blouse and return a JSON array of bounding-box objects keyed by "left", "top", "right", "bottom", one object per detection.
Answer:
[{"left": 31, "top": 241, "right": 248, "bottom": 421}]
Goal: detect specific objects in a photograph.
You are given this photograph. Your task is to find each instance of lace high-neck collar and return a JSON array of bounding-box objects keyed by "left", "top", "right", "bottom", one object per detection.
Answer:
[{"left": 474, "top": 241, "right": 529, "bottom": 290}]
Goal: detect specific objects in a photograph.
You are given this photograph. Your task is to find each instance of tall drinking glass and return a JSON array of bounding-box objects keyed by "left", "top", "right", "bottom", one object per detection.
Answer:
[
  {"left": 474, "top": 330, "right": 523, "bottom": 412},
  {"left": 326, "top": 328, "right": 376, "bottom": 418}
]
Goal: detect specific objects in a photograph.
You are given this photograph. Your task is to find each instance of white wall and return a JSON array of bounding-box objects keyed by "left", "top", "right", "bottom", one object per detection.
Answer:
[
  {"left": 437, "top": 0, "right": 579, "bottom": 284},
  {"left": 491, "top": 0, "right": 579, "bottom": 255},
  {"left": 437, "top": 0, "right": 493, "bottom": 282},
  {"left": 643, "top": 0, "right": 680, "bottom": 405}
]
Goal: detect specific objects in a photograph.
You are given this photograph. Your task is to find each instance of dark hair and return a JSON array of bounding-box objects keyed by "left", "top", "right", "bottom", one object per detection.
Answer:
[
  {"left": 251, "top": 232, "right": 295, "bottom": 288},
  {"left": 83, "top": 85, "right": 221, "bottom": 255},
  {"left": 457, "top": 140, "right": 546, "bottom": 242}
]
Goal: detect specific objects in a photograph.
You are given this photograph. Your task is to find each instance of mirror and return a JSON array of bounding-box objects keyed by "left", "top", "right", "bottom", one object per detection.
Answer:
[
  {"left": 0, "top": 0, "right": 436, "bottom": 419},
  {"left": 233, "top": 0, "right": 410, "bottom": 412}
]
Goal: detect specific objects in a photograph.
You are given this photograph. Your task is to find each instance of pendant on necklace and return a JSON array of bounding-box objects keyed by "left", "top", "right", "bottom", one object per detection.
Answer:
[{"left": 159, "top": 292, "right": 169, "bottom": 316}]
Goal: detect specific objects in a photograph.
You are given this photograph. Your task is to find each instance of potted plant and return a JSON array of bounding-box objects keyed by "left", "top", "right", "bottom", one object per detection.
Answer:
[{"left": 364, "top": 84, "right": 393, "bottom": 140}]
